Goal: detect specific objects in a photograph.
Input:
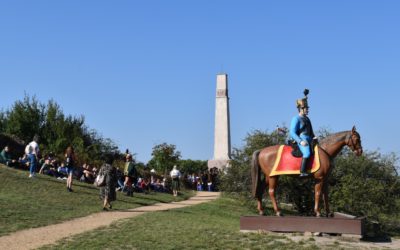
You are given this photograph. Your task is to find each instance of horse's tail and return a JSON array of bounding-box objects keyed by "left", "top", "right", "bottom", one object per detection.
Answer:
[{"left": 251, "top": 150, "right": 265, "bottom": 199}]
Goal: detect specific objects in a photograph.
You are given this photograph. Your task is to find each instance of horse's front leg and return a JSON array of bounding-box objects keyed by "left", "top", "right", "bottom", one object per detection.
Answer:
[
  {"left": 314, "top": 179, "right": 323, "bottom": 217},
  {"left": 268, "top": 176, "right": 281, "bottom": 216}
]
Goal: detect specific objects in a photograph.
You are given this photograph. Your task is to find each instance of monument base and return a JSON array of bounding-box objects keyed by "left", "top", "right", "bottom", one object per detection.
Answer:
[
  {"left": 208, "top": 159, "right": 230, "bottom": 170},
  {"left": 240, "top": 215, "right": 365, "bottom": 236}
]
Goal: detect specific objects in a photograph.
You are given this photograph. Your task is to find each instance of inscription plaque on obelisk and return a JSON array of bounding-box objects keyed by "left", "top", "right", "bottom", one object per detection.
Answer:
[{"left": 208, "top": 73, "right": 231, "bottom": 170}]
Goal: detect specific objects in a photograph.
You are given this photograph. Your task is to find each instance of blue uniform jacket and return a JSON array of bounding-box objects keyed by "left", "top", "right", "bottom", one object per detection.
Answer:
[{"left": 290, "top": 115, "right": 315, "bottom": 158}]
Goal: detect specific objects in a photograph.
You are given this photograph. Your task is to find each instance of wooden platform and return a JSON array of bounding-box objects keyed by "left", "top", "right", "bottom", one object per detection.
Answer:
[{"left": 240, "top": 215, "right": 365, "bottom": 236}]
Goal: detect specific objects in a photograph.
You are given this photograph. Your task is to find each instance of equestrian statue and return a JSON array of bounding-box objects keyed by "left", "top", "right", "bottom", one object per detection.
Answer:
[{"left": 251, "top": 89, "right": 363, "bottom": 217}]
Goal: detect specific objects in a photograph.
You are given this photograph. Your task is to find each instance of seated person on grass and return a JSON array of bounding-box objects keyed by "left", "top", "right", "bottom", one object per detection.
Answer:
[
  {"left": 47, "top": 159, "right": 61, "bottom": 178},
  {"left": 81, "top": 163, "right": 96, "bottom": 183},
  {"left": 0, "top": 145, "right": 17, "bottom": 167},
  {"left": 136, "top": 178, "right": 149, "bottom": 193},
  {"left": 39, "top": 158, "right": 52, "bottom": 174},
  {"left": 91, "top": 166, "right": 98, "bottom": 178},
  {"left": 151, "top": 178, "right": 164, "bottom": 192},
  {"left": 18, "top": 154, "right": 29, "bottom": 167},
  {"left": 57, "top": 163, "right": 68, "bottom": 179},
  {"left": 116, "top": 168, "right": 125, "bottom": 191},
  {"left": 141, "top": 178, "right": 150, "bottom": 194}
]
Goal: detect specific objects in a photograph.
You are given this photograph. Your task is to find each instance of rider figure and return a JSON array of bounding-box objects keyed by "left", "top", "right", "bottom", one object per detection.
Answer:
[{"left": 289, "top": 89, "right": 316, "bottom": 177}]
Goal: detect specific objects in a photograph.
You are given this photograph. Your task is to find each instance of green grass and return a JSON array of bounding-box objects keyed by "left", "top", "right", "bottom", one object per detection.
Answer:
[
  {"left": 40, "top": 197, "right": 320, "bottom": 250},
  {"left": 0, "top": 164, "right": 193, "bottom": 236}
]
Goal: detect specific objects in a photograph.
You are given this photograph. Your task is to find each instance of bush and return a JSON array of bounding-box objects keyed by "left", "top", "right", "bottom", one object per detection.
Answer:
[{"left": 329, "top": 151, "right": 400, "bottom": 234}]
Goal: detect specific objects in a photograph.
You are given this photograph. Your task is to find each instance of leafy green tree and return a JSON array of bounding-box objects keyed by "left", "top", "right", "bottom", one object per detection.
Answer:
[
  {"left": 329, "top": 151, "right": 400, "bottom": 232},
  {"left": 0, "top": 95, "right": 120, "bottom": 166},
  {"left": 178, "top": 159, "right": 207, "bottom": 174},
  {"left": 5, "top": 95, "right": 45, "bottom": 143},
  {"left": 0, "top": 111, "right": 6, "bottom": 133},
  {"left": 147, "top": 143, "right": 181, "bottom": 174}
]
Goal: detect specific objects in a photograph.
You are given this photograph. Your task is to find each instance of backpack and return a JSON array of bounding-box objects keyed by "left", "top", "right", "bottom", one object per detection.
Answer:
[{"left": 94, "top": 173, "right": 106, "bottom": 187}]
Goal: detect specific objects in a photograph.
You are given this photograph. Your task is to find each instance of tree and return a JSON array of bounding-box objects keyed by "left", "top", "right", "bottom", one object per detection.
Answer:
[
  {"left": 178, "top": 159, "right": 208, "bottom": 174},
  {"left": 5, "top": 95, "right": 45, "bottom": 143},
  {"left": 147, "top": 143, "right": 181, "bottom": 174},
  {"left": 0, "top": 95, "right": 120, "bottom": 166},
  {"left": 329, "top": 151, "right": 400, "bottom": 231},
  {"left": 0, "top": 111, "right": 6, "bottom": 133}
]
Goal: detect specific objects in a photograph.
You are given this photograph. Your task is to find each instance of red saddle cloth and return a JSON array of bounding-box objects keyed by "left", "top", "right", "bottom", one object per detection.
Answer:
[{"left": 269, "top": 145, "right": 320, "bottom": 176}]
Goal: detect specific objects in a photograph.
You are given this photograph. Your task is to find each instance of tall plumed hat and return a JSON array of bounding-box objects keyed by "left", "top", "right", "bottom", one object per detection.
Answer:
[
  {"left": 296, "top": 89, "right": 310, "bottom": 109},
  {"left": 125, "top": 148, "right": 133, "bottom": 160}
]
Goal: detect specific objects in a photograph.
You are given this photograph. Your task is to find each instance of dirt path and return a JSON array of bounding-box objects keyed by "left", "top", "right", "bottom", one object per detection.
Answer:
[{"left": 0, "top": 191, "right": 220, "bottom": 250}]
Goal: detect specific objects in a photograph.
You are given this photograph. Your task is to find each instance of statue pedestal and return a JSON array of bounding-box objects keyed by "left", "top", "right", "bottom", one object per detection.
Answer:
[{"left": 240, "top": 215, "right": 365, "bottom": 236}]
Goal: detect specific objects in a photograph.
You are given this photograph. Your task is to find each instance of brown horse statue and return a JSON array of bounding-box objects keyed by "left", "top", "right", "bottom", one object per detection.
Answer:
[{"left": 251, "top": 126, "right": 363, "bottom": 217}]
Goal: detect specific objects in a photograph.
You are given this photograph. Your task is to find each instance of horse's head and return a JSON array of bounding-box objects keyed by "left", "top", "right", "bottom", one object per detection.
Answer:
[{"left": 346, "top": 126, "right": 363, "bottom": 156}]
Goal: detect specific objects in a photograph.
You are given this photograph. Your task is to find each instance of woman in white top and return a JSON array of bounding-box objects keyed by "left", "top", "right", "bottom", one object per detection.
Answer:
[{"left": 170, "top": 165, "right": 181, "bottom": 197}]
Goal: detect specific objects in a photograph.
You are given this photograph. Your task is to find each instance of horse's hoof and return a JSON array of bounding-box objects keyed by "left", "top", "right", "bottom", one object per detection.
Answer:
[
  {"left": 315, "top": 213, "right": 321, "bottom": 217},
  {"left": 276, "top": 212, "right": 283, "bottom": 217},
  {"left": 258, "top": 211, "right": 264, "bottom": 216}
]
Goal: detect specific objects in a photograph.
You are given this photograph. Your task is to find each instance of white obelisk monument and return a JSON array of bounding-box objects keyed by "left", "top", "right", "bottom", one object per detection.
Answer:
[{"left": 208, "top": 73, "right": 231, "bottom": 170}]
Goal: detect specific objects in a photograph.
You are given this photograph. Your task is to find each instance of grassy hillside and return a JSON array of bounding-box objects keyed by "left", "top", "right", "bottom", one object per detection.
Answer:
[
  {"left": 40, "top": 197, "right": 322, "bottom": 250},
  {"left": 0, "top": 165, "right": 193, "bottom": 236}
]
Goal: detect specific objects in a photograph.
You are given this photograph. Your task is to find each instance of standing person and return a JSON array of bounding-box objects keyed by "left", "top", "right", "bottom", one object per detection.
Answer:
[
  {"left": 25, "top": 135, "right": 40, "bottom": 157},
  {"left": 124, "top": 153, "right": 136, "bottom": 196},
  {"left": 170, "top": 165, "right": 181, "bottom": 197},
  {"left": 65, "top": 146, "right": 77, "bottom": 192},
  {"left": 289, "top": 89, "right": 316, "bottom": 177},
  {"left": 99, "top": 154, "right": 117, "bottom": 210},
  {"left": 27, "top": 146, "right": 37, "bottom": 178}
]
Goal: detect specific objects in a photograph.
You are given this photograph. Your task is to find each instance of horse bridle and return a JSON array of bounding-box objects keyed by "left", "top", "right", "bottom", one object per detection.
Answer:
[{"left": 346, "top": 133, "right": 362, "bottom": 153}]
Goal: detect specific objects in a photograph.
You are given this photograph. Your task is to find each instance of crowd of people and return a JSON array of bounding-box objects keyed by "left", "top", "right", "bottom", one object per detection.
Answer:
[
  {"left": 185, "top": 168, "right": 219, "bottom": 192},
  {"left": 0, "top": 136, "right": 219, "bottom": 210}
]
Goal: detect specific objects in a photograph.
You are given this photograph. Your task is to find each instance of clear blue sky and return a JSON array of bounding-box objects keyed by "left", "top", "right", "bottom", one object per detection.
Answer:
[{"left": 1, "top": 1, "right": 399, "bottom": 163}]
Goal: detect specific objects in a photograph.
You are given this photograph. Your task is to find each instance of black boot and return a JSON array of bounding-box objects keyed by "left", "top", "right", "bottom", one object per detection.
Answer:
[{"left": 299, "top": 158, "right": 309, "bottom": 177}]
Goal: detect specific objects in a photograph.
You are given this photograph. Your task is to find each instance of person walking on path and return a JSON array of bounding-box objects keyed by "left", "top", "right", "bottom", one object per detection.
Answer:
[
  {"left": 65, "top": 146, "right": 77, "bottom": 192},
  {"left": 170, "top": 165, "right": 181, "bottom": 197},
  {"left": 99, "top": 154, "right": 117, "bottom": 210},
  {"left": 124, "top": 153, "right": 136, "bottom": 196}
]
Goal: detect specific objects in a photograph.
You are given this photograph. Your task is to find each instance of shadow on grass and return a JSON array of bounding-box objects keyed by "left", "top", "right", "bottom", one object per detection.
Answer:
[
  {"left": 360, "top": 220, "right": 400, "bottom": 243},
  {"left": 42, "top": 177, "right": 99, "bottom": 190},
  {"left": 112, "top": 209, "right": 167, "bottom": 213},
  {"left": 119, "top": 208, "right": 196, "bottom": 213},
  {"left": 361, "top": 235, "right": 392, "bottom": 243},
  {"left": 162, "top": 209, "right": 194, "bottom": 214},
  {"left": 132, "top": 194, "right": 178, "bottom": 203},
  {"left": 114, "top": 199, "right": 150, "bottom": 206},
  {"left": 66, "top": 189, "right": 100, "bottom": 197}
]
